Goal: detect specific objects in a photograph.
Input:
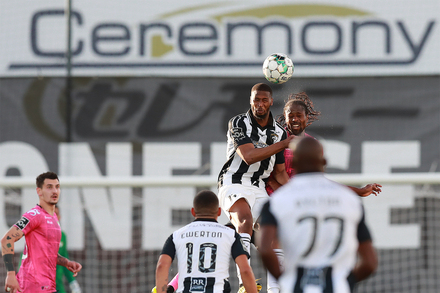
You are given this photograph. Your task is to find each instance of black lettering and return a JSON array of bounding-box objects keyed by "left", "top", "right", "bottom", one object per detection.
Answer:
[
  {"left": 31, "top": 9, "right": 83, "bottom": 57},
  {"left": 352, "top": 21, "right": 391, "bottom": 54},
  {"left": 227, "top": 21, "right": 292, "bottom": 55},
  {"left": 139, "top": 23, "right": 172, "bottom": 56},
  {"left": 397, "top": 20, "right": 436, "bottom": 62},
  {"left": 92, "top": 23, "right": 131, "bottom": 56},
  {"left": 200, "top": 231, "right": 205, "bottom": 237},
  {"left": 179, "top": 22, "right": 218, "bottom": 55},
  {"left": 302, "top": 21, "right": 342, "bottom": 55}
]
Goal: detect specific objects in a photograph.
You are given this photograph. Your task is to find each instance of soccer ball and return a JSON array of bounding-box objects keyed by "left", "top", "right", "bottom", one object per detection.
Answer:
[{"left": 262, "top": 53, "right": 294, "bottom": 84}]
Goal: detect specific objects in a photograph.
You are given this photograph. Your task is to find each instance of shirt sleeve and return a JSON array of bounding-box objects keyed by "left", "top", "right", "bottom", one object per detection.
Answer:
[
  {"left": 161, "top": 234, "right": 176, "bottom": 260},
  {"left": 259, "top": 201, "right": 278, "bottom": 227},
  {"left": 275, "top": 150, "right": 285, "bottom": 165},
  {"left": 357, "top": 205, "right": 372, "bottom": 243},
  {"left": 275, "top": 131, "right": 288, "bottom": 164},
  {"left": 14, "top": 210, "right": 41, "bottom": 235},
  {"left": 228, "top": 117, "right": 252, "bottom": 148},
  {"left": 231, "top": 232, "right": 250, "bottom": 260}
]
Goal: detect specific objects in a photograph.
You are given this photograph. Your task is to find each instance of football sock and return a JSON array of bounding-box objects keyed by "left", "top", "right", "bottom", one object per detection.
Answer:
[
  {"left": 267, "top": 249, "right": 284, "bottom": 293},
  {"left": 237, "top": 233, "right": 251, "bottom": 285}
]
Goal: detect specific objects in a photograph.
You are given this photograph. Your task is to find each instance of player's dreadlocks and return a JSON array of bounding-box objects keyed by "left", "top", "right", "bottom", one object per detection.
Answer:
[{"left": 277, "top": 92, "right": 321, "bottom": 133}]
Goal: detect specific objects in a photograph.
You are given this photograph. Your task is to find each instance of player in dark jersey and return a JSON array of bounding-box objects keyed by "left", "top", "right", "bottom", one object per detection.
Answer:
[
  {"left": 259, "top": 137, "right": 378, "bottom": 293},
  {"left": 217, "top": 83, "right": 294, "bottom": 293},
  {"left": 1, "top": 172, "right": 82, "bottom": 293},
  {"left": 155, "top": 190, "right": 258, "bottom": 293}
]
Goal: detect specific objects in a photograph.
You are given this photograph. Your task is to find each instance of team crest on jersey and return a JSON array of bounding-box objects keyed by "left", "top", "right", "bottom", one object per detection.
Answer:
[
  {"left": 27, "top": 209, "right": 40, "bottom": 216},
  {"left": 190, "top": 277, "right": 206, "bottom": 291},
  {"left": 230, "top": 127, "right": 245, "bottom": 140},
  {"left": 270, "top": 132, "right": 279, "bottom": 141},
  {"left": 15, "top": 216, "right": 30, "bottom": 230}
]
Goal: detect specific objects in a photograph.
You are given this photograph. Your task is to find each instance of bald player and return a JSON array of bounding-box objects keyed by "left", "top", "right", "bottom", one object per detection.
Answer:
[{"left": 258, "top": 137, "right": 377, "bottom": 293}]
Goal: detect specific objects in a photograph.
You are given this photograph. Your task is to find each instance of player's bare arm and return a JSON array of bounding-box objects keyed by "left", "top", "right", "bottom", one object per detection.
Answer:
[
  {"left": 348, "top": 184, "right": 382, "bottom": 197},
  {"left": 235, "top": 255, "right": 258, "bottom": 293},
  {"left": 2, "top": 226, "right": 25, "bottom": 293},
  {"left": 156, "top": 254, "right": 173, "bottom": 293},
  {"left": 57, "top": 254, "right": 82, "bottom": 277},
  {"left": 258, "top": 224, "right": 282, "bottom": 279},
  {"left": 266, "top": 175, "right": 282, "bottom": 192},
  {"left": 237, "top": 136, "right": 294, "bottom": 165},
  {"left": 352, "top": 240, "right": 378, "bottom": 281},
  {"left": 271, "top": 163, "right": 289, "bottom": 186}
]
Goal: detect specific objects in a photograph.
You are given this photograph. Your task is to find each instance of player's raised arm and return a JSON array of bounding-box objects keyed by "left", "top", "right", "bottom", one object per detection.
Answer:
[
  {"left": 236, "top": 137, "right": 293, "bottom": 166},
  {"left": 1, "top": 226, "right": 24, "bottom": 293},
  {"left": 348, "top": 184, "right": 382, "bottom": 197}
]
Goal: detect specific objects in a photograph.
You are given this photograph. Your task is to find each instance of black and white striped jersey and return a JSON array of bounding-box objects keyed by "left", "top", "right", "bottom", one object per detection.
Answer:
[
  {"left": 260, "top": 173, "right": 372, "bottom": 293},
  {"left": 218, "top": 110, "right": 287, "bottom": 189},
  {"left": 161, "top": 219, "right": 249, "bottom": 293}
]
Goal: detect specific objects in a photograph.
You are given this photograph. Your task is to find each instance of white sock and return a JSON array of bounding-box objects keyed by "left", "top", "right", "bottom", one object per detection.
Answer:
[
  {"left": 237, "top": 233, "right": 251, "bottom": 285},
  {"left": 267, "top": 249, "right": 284, "bottom": 293}
]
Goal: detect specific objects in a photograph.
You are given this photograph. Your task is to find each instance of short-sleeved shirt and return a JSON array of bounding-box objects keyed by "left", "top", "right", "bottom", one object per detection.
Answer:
[
  {"left": 260, "top": 173, "right": 372, "bottom": 293},
  {"left": 15, "top": 205, "right": 61, "bottom": 292},
  {"left": 161, "top": 219, "right": 249, "bottom": 293},
  {"left": 218, "top": 110, "right": 287, "bottom": 189},
  {"left": 266, "top": 132, "right": 314, "bottom": 195}
]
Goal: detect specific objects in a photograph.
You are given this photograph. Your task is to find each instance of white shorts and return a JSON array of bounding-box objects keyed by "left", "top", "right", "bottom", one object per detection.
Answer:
[{"left": 218, "top": 184, "right": 269, "bottom": 225}]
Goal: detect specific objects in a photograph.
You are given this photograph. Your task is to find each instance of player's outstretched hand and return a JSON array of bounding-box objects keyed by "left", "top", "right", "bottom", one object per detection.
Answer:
[
  {"left": 66, "top": 261, "right": 82, "bottom": 277},
  {"left": 358, "top": 183, "right": 382, "bottom": 197},
  {"left": 4, "top": 272, "right": 22, "bottom": 293}
]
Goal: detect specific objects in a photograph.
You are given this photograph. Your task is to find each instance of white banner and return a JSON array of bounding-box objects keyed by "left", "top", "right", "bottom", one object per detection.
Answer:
[{"left": 1, "top": 0, "right": 439, "bottom": 77}]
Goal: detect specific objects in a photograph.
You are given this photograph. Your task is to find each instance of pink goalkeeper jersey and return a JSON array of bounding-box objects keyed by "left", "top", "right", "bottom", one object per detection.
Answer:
[
  {"left": 266, "top": 132, "right": 314, "bottom": 195},
  {"left": 15, "top": 205, "right": 61, "bottom": 292}
]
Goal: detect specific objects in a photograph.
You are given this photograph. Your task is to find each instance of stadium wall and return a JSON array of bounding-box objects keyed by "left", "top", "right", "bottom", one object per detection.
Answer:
[{"left": 1, "top": 76, "right": 440, "bottom": 292}]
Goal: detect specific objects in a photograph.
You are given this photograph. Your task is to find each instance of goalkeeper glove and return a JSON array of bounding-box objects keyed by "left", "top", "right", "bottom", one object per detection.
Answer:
[{"left": 69, "top": 280, "right": 81, "bottom": 293}]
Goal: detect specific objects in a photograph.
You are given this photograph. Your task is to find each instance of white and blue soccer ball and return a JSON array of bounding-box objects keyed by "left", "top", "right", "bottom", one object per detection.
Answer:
[{"left": 262, "top": 53, "right": 294, "bottom": 84}]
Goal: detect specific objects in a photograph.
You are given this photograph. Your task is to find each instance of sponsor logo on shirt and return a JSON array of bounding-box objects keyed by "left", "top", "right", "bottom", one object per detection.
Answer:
[
  {"left": 47, "top": 220, "right": 53, "bottom": 224},
  {"left": 15, "top": 216, "right": 30, "bottom": 230},
  {"left": 270, "top": 132, "right": 279, "bottom": 141}
]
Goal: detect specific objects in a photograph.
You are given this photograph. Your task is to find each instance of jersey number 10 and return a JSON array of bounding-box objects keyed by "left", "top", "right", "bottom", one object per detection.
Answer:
[{"left": 186, "top": 242, "right": 218, "bottom": 273}]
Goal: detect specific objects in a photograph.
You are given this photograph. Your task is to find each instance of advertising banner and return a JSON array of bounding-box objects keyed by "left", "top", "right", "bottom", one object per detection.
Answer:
[{"left": 1, "top": 0, "right": 439, "bottom": 77}]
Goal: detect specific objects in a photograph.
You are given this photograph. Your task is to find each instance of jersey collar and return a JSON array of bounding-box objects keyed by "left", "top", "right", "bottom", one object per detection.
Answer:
[
  {"left": 194, "top": 218, "right": 218, "bottom": 223},
  {"left": 247, "top": 109, "right": 276, "bottom": 129}
]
